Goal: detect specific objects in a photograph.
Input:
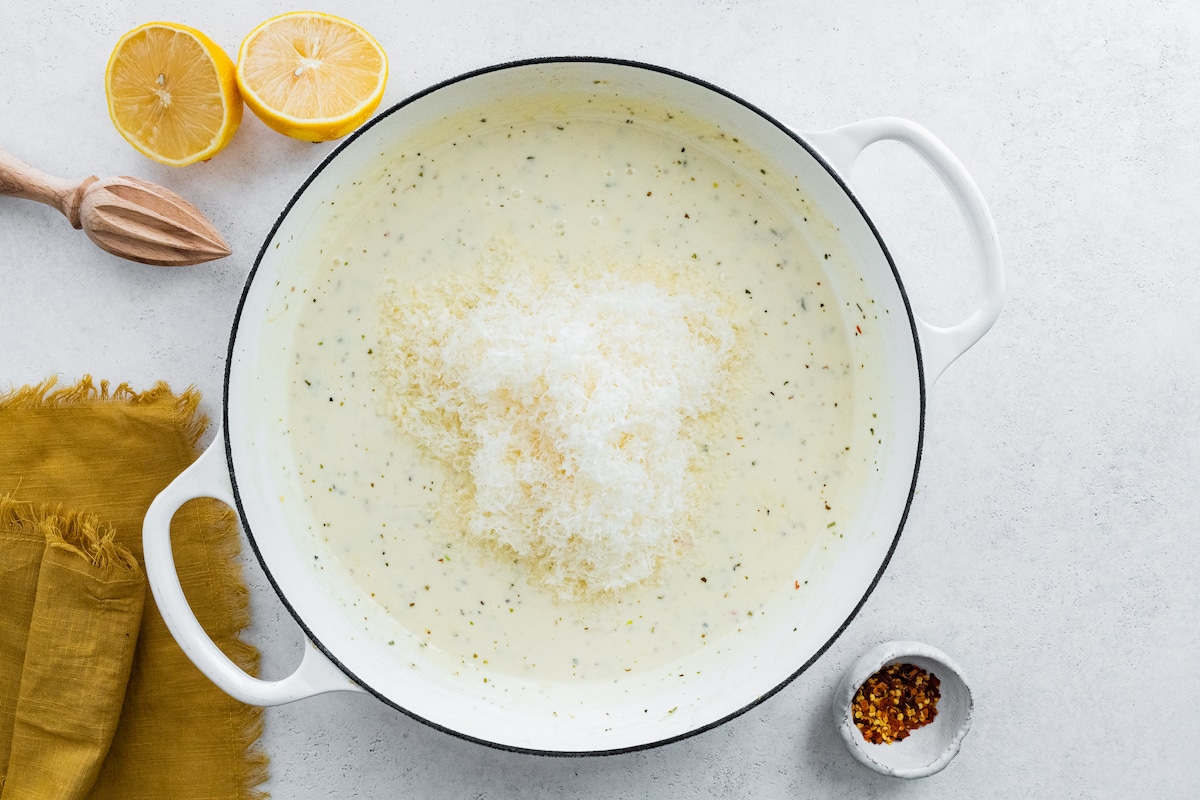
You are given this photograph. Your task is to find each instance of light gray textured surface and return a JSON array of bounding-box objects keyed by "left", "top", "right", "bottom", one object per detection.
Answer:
[{"left": 2, "top": 1, "right": 1197, "bottom": 796}]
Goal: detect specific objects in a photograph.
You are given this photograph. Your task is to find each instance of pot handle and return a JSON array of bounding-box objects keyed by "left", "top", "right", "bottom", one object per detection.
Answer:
[
  {"left": 142, "top": 435, "right": 366, "bottom": 705},
  {"left": 804, "top": 117, "right": 1005, "bottom": 383}
]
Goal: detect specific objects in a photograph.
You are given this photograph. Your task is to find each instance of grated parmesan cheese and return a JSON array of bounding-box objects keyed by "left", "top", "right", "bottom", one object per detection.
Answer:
[{"left": 378, "top": 252, "right": 743, "bottom": 596}]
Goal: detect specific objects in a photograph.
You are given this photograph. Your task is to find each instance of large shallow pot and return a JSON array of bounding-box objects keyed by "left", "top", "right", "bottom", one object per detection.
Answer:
[{"left": 143, "top": 58, "right": 1003, "bottom": 755}]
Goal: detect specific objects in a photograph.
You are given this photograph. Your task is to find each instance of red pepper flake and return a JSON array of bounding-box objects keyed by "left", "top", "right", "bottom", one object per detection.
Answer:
[
  {"left": 851, "top": 662, "right": 941, "bottom": 744},
  {"left": 855, "top": 325, "right": 863, "bottom": 335},
  {"left": 794, "top": 580, "right": 800, "bottom": 590}
]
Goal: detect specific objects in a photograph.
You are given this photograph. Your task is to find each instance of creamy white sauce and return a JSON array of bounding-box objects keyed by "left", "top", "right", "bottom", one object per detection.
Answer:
[{"left": 262, "top": 93, "right": 888, "bottom": 686}]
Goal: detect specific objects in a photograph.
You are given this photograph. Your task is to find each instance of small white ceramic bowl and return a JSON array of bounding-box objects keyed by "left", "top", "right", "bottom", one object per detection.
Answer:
[{"left": 832, "top": 641, "right": 973, "bottom": 779}]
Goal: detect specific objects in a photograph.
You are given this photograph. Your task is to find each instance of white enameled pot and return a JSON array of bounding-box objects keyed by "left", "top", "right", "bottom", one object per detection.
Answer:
[{"left": 142, "top": 58, "right": 1003, "bottom": 755}]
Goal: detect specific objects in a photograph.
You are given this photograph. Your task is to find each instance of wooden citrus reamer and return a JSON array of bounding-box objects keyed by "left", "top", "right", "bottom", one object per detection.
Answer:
[{"left": 0, "top": 147, "right": 230, "bottom": 266}]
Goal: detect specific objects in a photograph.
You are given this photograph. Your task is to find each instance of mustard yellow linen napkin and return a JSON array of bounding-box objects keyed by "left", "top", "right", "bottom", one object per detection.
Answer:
[
  {"left": 0, "top": 503, "right": 145, "bottom": 800},
  {"left": 0, "top": 377, "right": 267, "bottom": 800}
]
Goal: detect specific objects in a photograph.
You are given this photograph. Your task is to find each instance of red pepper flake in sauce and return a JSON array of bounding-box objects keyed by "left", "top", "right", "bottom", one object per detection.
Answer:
[{"left": 852, "top": 663, "right": 941, "bottom": 744}]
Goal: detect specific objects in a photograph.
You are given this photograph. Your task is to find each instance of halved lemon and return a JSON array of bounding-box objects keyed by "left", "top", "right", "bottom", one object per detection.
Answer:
[
  {"left": 105, "top": 22, "right": 243, "bottom": 166},
  {"left": 236, "top": 12, "right": 388, "bottom": 142}
]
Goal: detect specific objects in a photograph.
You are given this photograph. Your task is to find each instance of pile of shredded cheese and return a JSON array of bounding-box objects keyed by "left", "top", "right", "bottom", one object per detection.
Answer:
[{"left": 378, "top": 253, "right": 742, "bottom": 596}]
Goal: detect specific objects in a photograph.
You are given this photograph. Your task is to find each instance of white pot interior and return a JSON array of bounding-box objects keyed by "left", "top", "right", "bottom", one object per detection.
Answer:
[{"left": 224, "top": 59, "right": 922, "bottom": 753}]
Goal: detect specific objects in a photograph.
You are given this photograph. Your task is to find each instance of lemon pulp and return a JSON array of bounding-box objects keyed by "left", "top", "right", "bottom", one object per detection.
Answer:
[
  {"left": 236, "top": 12, "right": 387, "bottom": 142},
  {"left": 105, "top": 22, "right": 242, "bottom": 166}
]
